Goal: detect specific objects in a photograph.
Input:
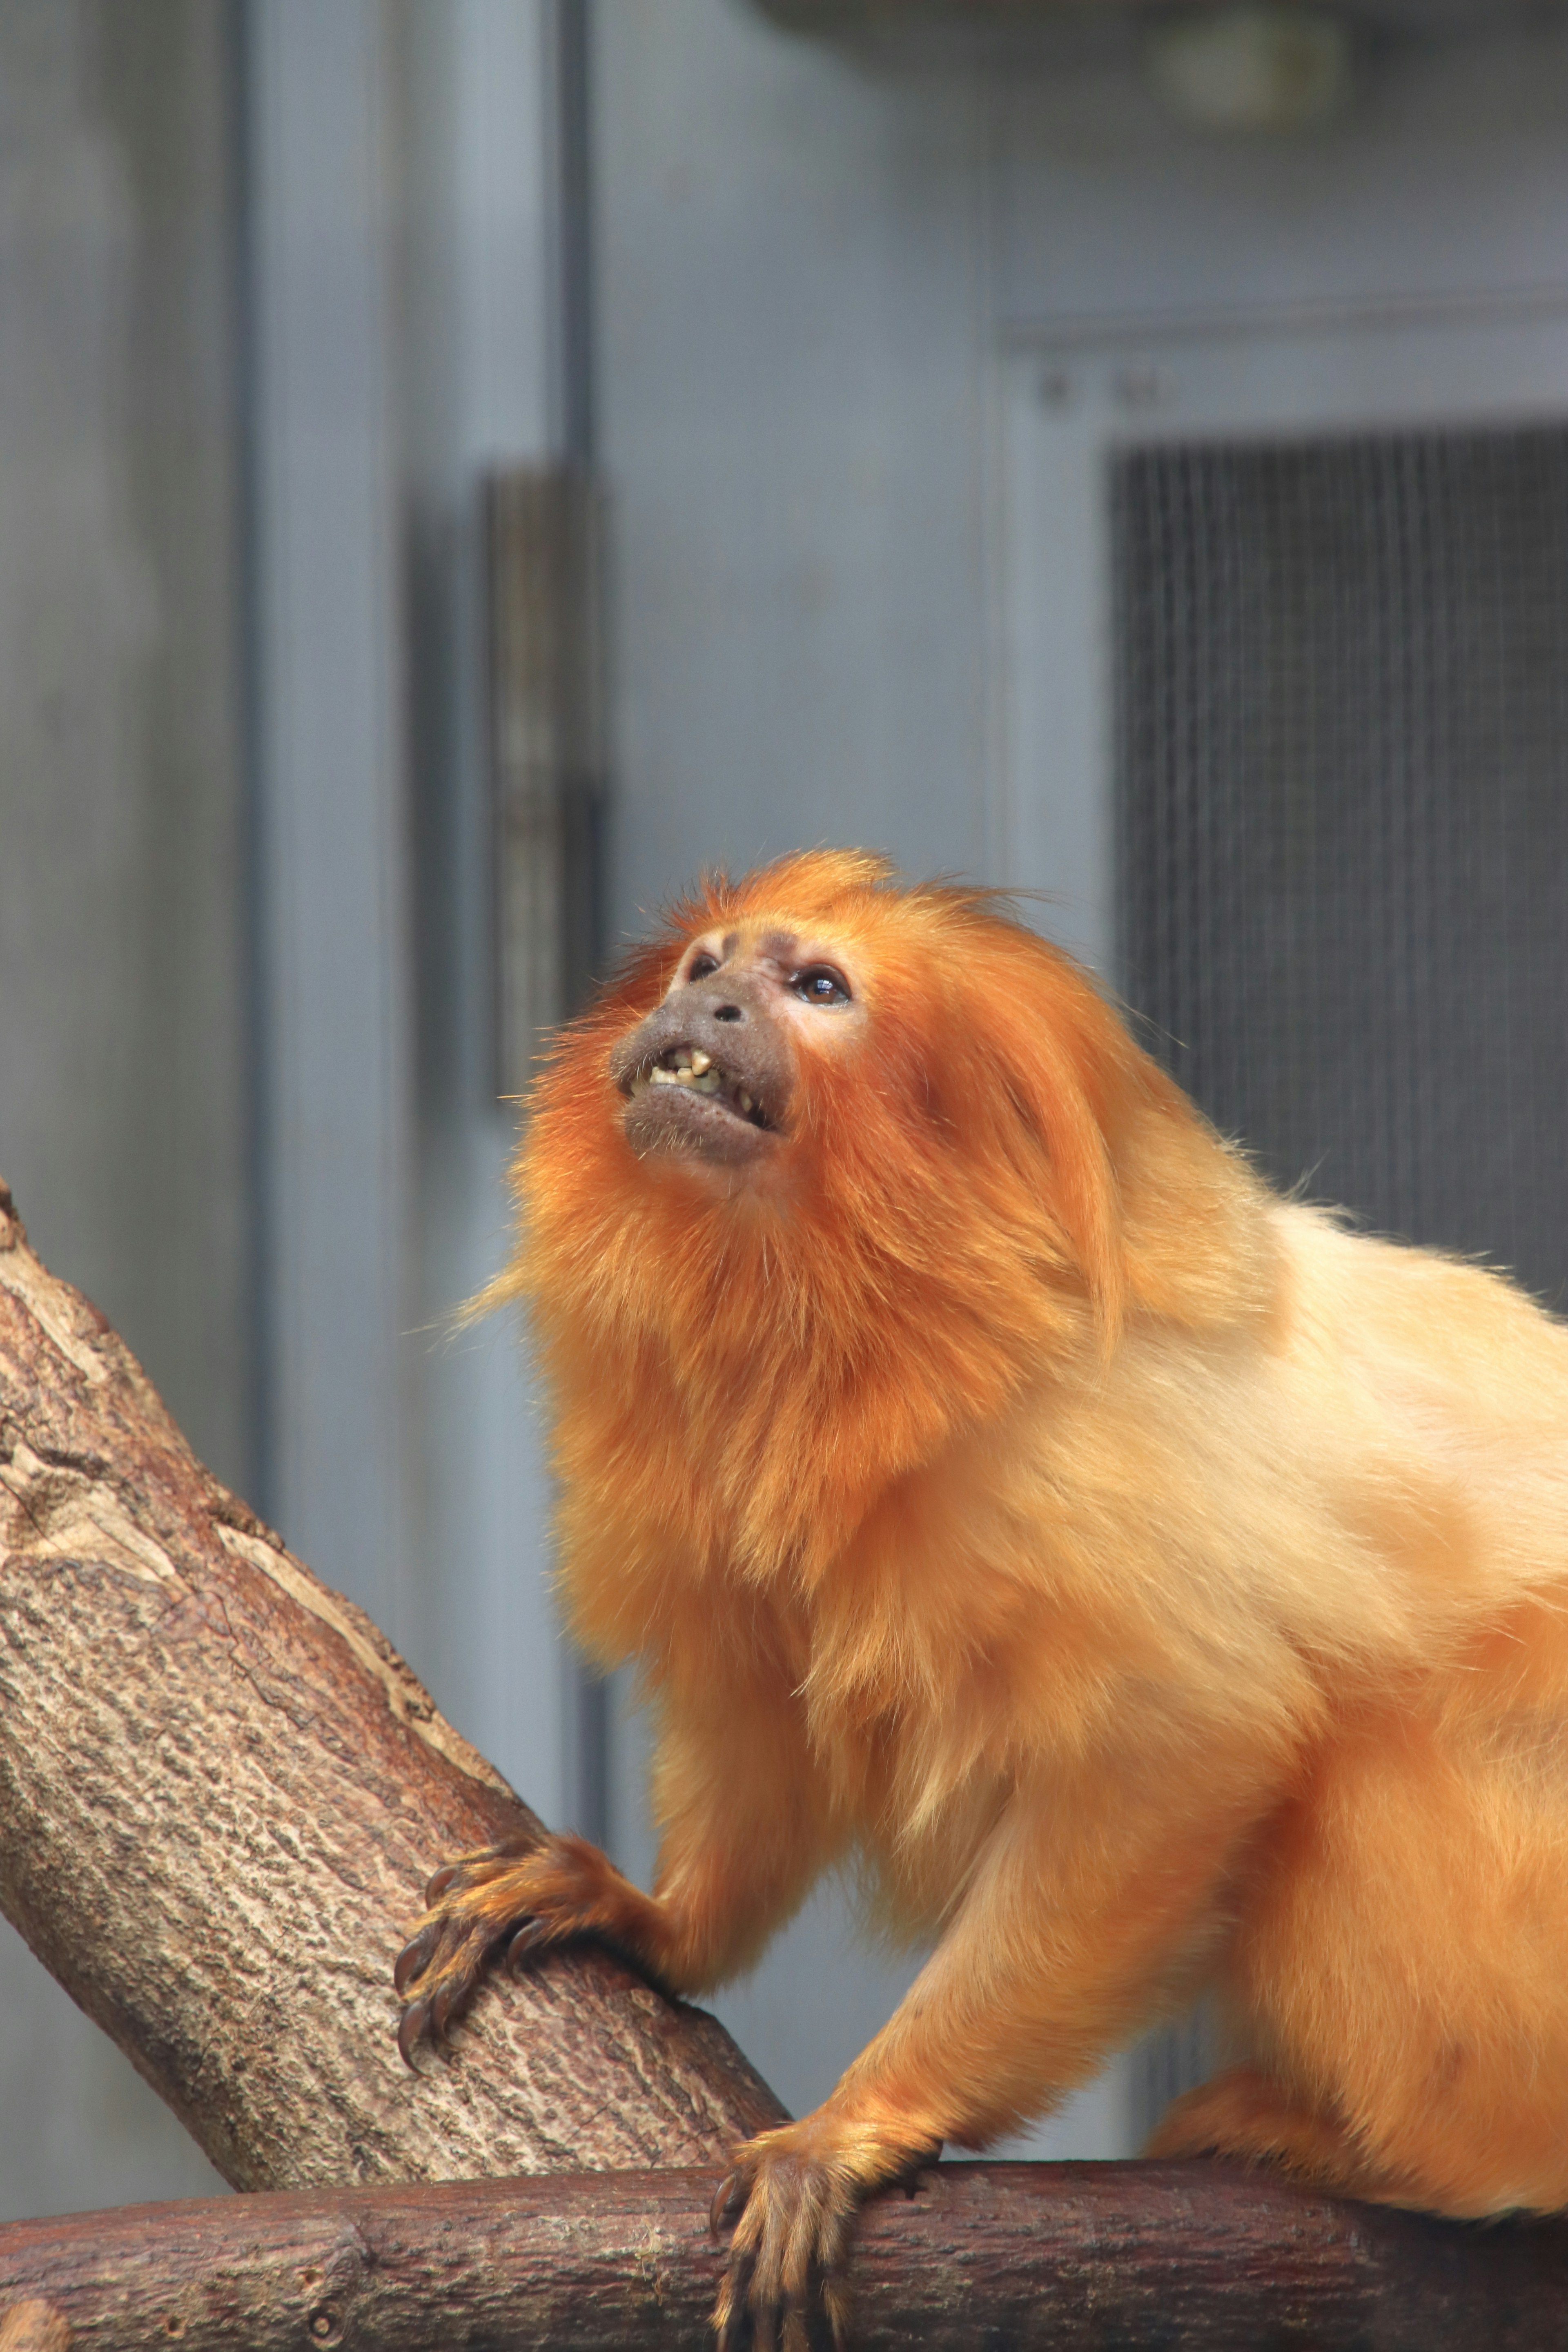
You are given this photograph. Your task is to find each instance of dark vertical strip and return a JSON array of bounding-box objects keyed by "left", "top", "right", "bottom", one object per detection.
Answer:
[
  {"left": 572, "top": 1653, "right": 612, "bottom": 1853},
  {"left": 555, "top": 0, "right": 611, "bottom": 1852},
  {"left": 555, "top": 0, "right": 606, "bottom": 1029},
  {"left": 226, "top": 0, "right": 275, "bottom": 1528}
]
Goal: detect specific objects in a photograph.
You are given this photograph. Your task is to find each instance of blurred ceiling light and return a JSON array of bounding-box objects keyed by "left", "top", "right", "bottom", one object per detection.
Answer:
[{"left": 1143, "top": 6, "right": 1358, "bottom": 131}]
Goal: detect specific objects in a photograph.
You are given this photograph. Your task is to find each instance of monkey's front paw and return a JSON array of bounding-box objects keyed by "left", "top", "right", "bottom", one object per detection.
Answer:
[
  {"left": 394, "top": 1829, "right": 659, "bottom": 2062},
  {"left": 710, "top": 2116, "right": 939, "bottom": 2352}
]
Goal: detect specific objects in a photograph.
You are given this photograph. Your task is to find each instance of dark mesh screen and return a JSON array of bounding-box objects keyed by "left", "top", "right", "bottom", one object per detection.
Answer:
[{"left": 1115, "top": 428, "right": 1568, "bottom": 1310}]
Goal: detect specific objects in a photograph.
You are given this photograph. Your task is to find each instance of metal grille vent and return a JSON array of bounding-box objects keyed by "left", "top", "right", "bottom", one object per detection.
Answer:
[{"left": 1115, "top": 424, "right": 1568, "bottom": 1311}]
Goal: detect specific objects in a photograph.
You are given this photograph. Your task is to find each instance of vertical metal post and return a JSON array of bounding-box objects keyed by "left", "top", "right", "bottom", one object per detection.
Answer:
[
  {"left": 487, "top": 464, "right": 605, "bottom": 1098},
  {"left": 241, "top": 0, "right": 417, "bottom": 1645},
  {"left": 558, "top": 0, "right": 612, "bottom": 1851},
  {"left": 483, "top": 0, "right": 610, "bottom": 1847}
]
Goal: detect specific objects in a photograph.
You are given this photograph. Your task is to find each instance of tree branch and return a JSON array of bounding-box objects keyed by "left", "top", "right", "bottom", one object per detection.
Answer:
[
  {"left": 0, "top": 1178, "right": 783, "bottom": 2190},
  {"left": 2, "top": 2161, "right": 1567, "bottom": 2352}
]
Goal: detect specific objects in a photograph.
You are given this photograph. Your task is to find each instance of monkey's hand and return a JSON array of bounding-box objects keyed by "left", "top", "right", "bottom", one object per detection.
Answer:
[
  {"left": 393, "top": 1830, "right": 671, "bottom": 2060},
  {"left": 710, "top": 2105, "right": 940, "bottom": 2352}
]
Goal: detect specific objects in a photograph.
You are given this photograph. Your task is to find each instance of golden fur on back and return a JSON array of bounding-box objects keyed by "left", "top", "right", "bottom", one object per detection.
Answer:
[{"left": 484, "top": 847, "right": 1568, "bottom": 2230}]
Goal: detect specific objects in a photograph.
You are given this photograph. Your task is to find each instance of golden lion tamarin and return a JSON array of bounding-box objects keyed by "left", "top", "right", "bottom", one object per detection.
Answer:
[{"left": 397, "top": 848, "right": 1568, "bottom": 2344}]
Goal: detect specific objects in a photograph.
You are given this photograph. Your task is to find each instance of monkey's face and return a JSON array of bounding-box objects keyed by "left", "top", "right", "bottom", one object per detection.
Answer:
[
  {"left": 525, "top": 855, "right": 1137, "bottom": 1421},
  {"left": 607, "top": 923, "right": 864, "bottom": 1172}
]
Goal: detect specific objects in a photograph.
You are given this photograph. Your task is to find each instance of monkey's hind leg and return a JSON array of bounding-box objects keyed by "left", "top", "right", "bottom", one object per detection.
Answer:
[
  {"left": 1147, "top": 2064, "right": 1390, "bottom": 2199},
  {"left": 393, "top": 1830, "right": 670, "bottom": 2060}
]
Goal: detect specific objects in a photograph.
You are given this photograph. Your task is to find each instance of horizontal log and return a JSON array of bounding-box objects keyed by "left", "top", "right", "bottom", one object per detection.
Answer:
[
  {"left": 748, "top": 0, "right": 1483, "bottom": 33},
  {"left": 0, "top": 2160, "right": 1565, "bottom": 2352}
]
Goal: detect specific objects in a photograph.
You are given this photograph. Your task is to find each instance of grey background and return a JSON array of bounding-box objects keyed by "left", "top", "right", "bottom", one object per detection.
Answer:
[{"left": 0, "top": 0, "right": 242, "bottom": 2210}]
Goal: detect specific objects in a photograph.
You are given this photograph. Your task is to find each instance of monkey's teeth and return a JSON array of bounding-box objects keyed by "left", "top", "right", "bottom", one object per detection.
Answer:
[
  {"left": 647, "top": 1060, "right": 724, "bottom": 1097},
  {"left": 635, "top": 1054, "right": 751, "bottom": 1111}
]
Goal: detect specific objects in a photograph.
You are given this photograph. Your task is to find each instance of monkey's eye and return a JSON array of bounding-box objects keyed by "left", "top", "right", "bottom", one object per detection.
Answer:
[
  {"left": 791, "top": 964, "right": 851, "bottom": 1008},
  {"left": 686, "top": 951, "right": 719, "bottom": 982}
]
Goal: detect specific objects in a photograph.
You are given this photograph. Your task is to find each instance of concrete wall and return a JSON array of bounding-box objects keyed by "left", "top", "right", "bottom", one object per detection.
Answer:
[
  {"left": 598, "top": 0, "right": 993, "bottom": 907},
  {"left": 393, "top": 0, "right": 572, "bottom": 1831},
  {"left": 0, "top": 0, "right": 570, "bottom": 2224},
  {"left": 0, "top": 0, "right": 251, "bottom": 1497},
  {"left": 241, "top": 0, "right": 573, "bottom": 1844},
  {"left": 0, "top": 0, "right": 243, "bottom": 2216}
]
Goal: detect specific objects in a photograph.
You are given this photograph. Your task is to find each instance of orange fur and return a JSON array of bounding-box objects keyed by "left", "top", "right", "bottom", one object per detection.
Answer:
[{"left": 414, "top": 849, "right": 1568, "bottom": 2338}]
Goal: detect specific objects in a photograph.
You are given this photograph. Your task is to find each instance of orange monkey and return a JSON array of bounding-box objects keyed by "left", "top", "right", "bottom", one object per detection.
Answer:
[{"left": 398, "top": 849, "right": 1568, "bottom": 2345}]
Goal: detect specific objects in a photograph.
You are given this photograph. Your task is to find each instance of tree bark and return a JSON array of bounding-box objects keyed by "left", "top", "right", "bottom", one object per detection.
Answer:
[
  {"left": 0, "top": 1178, "right": 784, "bottom": 2191},
  {"left": 2, "top": 2161, "right": 1567, "bottom": 2352}
]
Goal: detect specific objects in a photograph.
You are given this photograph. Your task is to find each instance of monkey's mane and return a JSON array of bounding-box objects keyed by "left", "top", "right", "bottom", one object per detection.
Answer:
[{"left": 501, "top": 849, "right": 1255, "bottom": 1619}]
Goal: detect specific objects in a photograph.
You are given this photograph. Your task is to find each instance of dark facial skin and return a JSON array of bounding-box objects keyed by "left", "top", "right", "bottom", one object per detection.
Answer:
[{"left": 608, "top": 929, "right": 858, "bottom": 1170}]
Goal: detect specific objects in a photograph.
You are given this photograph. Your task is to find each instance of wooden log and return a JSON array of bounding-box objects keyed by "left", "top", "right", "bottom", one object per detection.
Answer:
[
  {"left": 751, "top": 0, "right": 1200, "bottom": 30},
  {"left": 0, "top": 1178, "right": 783, "bottom": 2189},
  {"left": 1, "top": 2161, "right": 1566, "bottom": 2352}
]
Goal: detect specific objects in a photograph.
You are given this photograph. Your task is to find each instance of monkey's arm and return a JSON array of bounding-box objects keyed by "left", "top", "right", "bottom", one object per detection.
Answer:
[
  {"left": 713, "top": 1728, "right": 1276, "bottom": 2350},
  {"left": 395, "top": 1669, "right": 834, "bottom": 2052}
]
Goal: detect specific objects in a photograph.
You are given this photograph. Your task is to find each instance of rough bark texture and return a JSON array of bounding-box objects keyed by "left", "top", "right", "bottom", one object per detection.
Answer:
[
  {"left": 2, "top": 2162, "right": 1568, "bottom": 2352},
  {"left": 0, "top": 1178, "right": 783, "bottom": 2191}
]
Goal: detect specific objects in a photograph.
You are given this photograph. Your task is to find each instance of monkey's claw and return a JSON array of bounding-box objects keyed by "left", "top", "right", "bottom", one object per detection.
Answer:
[
  {"left": 393, "top": 1831, "right": 546, "bottom": 2061},
  {"left": 394, "top": 1828, "right": 666, "bottom": 2063},
  {"left": 709, "top": 2120, "right": 942, "bottom": 2352},
  {"left": 392, "top": 1921, "right": 439, "bottom": 1995},
  {"left": 395, "top": 1996, "right": 432, "bottom": 2067},
  {"left": 712, "top": 2140, "right": 858, "bottom": 2352}
]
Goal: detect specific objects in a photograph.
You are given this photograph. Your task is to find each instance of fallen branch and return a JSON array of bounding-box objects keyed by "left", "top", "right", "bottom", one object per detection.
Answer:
[
  {"left": 2, "top": 2160, "right": 1568, "bottom": 2352},
  {"left": 0, "top": 1178, "right": 782, "bottom": 2189}
]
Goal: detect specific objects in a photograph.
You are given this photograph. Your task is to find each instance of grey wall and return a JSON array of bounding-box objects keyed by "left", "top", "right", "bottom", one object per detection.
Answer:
[
  {"left": 245, "top": 0, "right": 420, "bottom": 1650},
  {"left": 393, "top": 0, "right": 569, "bottom": 1824},
  {"left": 243, "top": 0, "right": 573, "bottom": 1839},
  {"left": 0, "top": 0, "right": 243, "bottom": 2216},
  {"left": 0, "top": 0, "right": 572, "bottom": 2225},
  {"left": 995, "top": 18, "right": 1568, "bottom": 328},
  {"left": 597, "top": 0, "right": 993, "bottom": 913},
  {"left": 0, "top": 0, "right": 251, "bottom": 1498}
]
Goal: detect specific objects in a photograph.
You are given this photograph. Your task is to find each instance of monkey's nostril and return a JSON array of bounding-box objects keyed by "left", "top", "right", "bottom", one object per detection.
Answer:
[{"left": 713, "top": 1004, "right": 744, "bottom": 1024}]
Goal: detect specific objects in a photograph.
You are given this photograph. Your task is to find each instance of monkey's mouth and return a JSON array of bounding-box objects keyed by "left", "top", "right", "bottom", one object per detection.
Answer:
[{"left": 624, "top": 1046, "right": 775, "bottom": 1131}]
